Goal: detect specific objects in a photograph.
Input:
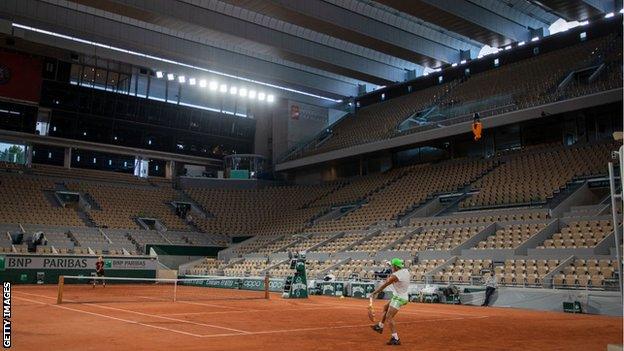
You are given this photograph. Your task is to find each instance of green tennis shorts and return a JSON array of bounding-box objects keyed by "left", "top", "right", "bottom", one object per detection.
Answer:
[{"left": 389, "top": 295, "right": 409, "bottom": 309}]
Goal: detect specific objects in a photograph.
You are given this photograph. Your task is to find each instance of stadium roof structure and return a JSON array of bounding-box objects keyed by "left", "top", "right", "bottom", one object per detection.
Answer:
[{"left": 0, "top": 0, "right": 620, "bottom": 106}]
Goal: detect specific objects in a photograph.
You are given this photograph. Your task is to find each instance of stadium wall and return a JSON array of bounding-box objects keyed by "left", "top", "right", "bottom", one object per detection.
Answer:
[{"left": 459, "top": 287, "right": 622, "bottom": 316}]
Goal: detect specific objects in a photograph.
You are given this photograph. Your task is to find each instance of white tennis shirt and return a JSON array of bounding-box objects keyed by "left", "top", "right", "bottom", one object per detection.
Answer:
[{"left": 390, "top": 268, "right": 410, "bottom": 300}]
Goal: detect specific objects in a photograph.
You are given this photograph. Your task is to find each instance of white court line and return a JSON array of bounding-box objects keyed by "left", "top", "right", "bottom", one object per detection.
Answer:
[
  {"left": 313, "top": 301, "right": 490, "bottom": 317},
  {"left": 14, "top": 292, "right": 489, "bottom": 340},
  {"left": 176, "top": 300, "right": 259, "bottom": 310},
  {"left": 196, "top": 315, "right": 489, "bottom": 338},
  {"left": 17, "top": 292, "right": 251, "bottom": 335},
  {"left": 13, "top": 295, "right": 206, "bottom": 338},
  {"left": 158, "top": 305, "right": 356, "bottom": 316}
]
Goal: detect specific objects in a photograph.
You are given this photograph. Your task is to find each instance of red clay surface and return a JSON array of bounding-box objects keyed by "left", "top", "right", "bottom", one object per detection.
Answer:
[{"left": 9, "top": 284, "right": 623, "bottom": 351}]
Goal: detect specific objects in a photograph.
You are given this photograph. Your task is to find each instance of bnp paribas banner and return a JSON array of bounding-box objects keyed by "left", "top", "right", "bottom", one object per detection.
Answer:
[{"left": 0, "top": 254, "right": 158, "bottom": 271}]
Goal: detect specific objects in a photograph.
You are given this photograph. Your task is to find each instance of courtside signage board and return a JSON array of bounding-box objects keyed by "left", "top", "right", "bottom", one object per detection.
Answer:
[
  {"left": 180, "top": 276, "right": 286, "bottom": 292},
  {"left": 0, "top": 254, "right": 158, "bottom": 271},
  {"left": 350, "top": 282, "right": 375, "bottom": 298}
]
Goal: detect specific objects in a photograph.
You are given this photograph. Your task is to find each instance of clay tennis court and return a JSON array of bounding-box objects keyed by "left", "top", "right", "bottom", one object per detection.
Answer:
[{"left": 8, "top": 284, "right": 622, "bottom": 351}]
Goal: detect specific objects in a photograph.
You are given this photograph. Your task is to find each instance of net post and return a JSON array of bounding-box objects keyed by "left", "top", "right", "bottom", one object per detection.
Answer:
[
  {"left": 57, "top": 275, "right": 64, "bottom": 304},
  {"left": 173, "top": 278, "right": 178, "bottom": 302},
  {"left": 264, "top": 273, "right": 270, "bottom": 300}
]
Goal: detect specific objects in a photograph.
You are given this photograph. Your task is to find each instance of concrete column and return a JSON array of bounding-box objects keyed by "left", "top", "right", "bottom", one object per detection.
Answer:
[
  {"left": 63, "top": 147, "right": 71, "bottom": 169},
  {"left": 165, "top": 160, "right": 175, "bottom": 179},
  {"left": 25, "top": 144, "right": 33, "bottom": 167}
]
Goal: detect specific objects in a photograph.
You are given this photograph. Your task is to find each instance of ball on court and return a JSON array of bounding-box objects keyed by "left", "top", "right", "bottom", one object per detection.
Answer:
[{"left": 340, "top": 295, "right": 345, "bottom": 299}]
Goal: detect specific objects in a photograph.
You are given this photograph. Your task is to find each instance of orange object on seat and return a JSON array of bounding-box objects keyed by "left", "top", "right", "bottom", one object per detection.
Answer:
[{"left": 472, "top": 121, "right": 483, "bottom": 141}]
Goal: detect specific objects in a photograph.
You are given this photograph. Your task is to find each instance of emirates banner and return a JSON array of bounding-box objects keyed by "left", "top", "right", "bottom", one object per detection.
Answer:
[{"left": 0, "top": 51, "right": 43, "bottom": 102}]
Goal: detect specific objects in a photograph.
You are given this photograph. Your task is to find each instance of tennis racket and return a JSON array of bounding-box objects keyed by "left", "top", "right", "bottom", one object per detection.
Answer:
[{"left": 367, "top": 297, "right": 375, "bottom": 322}]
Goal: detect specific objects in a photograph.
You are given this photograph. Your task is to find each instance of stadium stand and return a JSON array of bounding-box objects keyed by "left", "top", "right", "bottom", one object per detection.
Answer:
[
  {"left": 410, "top": 259, "right": 445, "bottom": 282},
  {"left": 0, "top": 172, "right": 85, "bottom": 226},
  {"left": 460, "top": 142, "right": 615, "bottom": 209},
  {"left": 348, "top": 228, "right": 412, "bottom": 253},
  {"left": 306, "top": 159, "right": 493, "bottom": 233},
  {"left": 186, "top": 184, "right": 338, "bottom": 237},
  {"left": 538, "top": 220, "right": 614, "bottom": 248},
  {"left": 474, "top": 223, "right": 548, "bottom": 249},
  {"left": 65, "top": 181, "right": 190, "bottom": 230},
  {"left": 551, "top": 259, "right": 617, "bottom": 288},
  {"left": 288, "top": 34, "right": 623, "bottom": 160}
]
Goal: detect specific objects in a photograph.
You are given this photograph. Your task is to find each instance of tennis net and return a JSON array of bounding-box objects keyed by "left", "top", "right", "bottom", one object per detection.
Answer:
[{"left": 57, "top": 275, "right": 274, "bottom": 304}]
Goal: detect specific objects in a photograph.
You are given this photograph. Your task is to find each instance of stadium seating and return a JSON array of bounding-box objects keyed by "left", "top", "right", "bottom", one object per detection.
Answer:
[
  {"left": 333, "top": 259, "right": 377, "bottom": 280},
  {"left": 392, "top": 225, "right": 485, "bottom": 253},
  {"left": 187, "top": 258, "right": 230, "bottom": 275},
  {"left": 1, "top": 137, "right": 619, "bottom": 293},
  {"left": 474, "top": 223, "right": 547, "bottom": 249},
  {"left": 494, "top": 259, "right": 560, "bottom": 286},
  {"left": 186, "top": 184, "right": 338, "bottom": 237},
  {"left": 223, "top": 259, "right": 273, "bottom": 277},
  {"left": 307, "top": 159, "right": 493, "bottom": 233},
  {"left": 538, "top": 220, "right": 614, "bottom": 249},
  {"left": 0, "top": 173, "right": 85, "bottom": 226},
  {"left": 312, "top": 232, "right": 367, "bottom": 253},
  {"left": 282, "top": 233, "right": 335, "bottom": 253},
  {"left": 460, "top": 142, "right": 614, "bottom": 209},
  {"left": 65, "top": 181, "right": 190, "bottom": 230},
  {"left": 551, "top": 259, "right": 617, "bottom": 288},
  {"left": 410, "top": 259, "right": 444, "bottom": 282},
  {"left": 288, "top": 35, "right": 623, "bottom": 160},
  {"left": 348, "top": 228, "right": 412, "bottom": 253}
]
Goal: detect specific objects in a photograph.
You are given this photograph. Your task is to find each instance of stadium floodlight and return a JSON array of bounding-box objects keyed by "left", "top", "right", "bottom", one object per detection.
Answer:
[
  {"left": 219, "top": 84, "right": 228, "bottom": 93},
  {"left": 167, "top": 73, "right": 175, "bottom": 81},
  {"left": 451, "top": 63, "right": 458, "bottom": 67},
  {"left": 189, "top": 78, "right": 196, "bottom": 85},
  {"left": 258, "top": 92, "right": 266, "bottom": 101},
  {"left": 605, "top": 12, "right": 614, "bottom": 18},
  {"left": 531, "top": 36, "right": 540, "bottom": 42},
  {"left": 579, "top": 20, "right": 589, "bottom": 26},
  {"left": 460, "top": 60, "right": 466, "bottom": 65},
  {"left": 504, "top": 45, "right": 512, "bottom": 50},
  {"left": 209, "top": 81, "right": 218, "bottom": 91},
  {"left": 199, "top": 79, "right": 207, "bottom": 88},
  {"left": 267, "top": 94, "right": 275, "bottom": 103},
  {"left": 248, "top": 90, "right": 257, "bottom": 99},
  {"left": 620, "top": 8, "right": 623, "bottom": 14},
  {"left": 230, "top": 86, "right": 238, "bottom": 95},
  {"left": 518, "top": 41, "right": 526, "bottom": 46},
  {"left": 178, "top": 75, "right": 186, "bottom": 83},
  {"left": 239, "top": 88, "right": 248, "bottom": 97},
  {"left": 155, "top": 71, "right": 164, "bottom": 78}
]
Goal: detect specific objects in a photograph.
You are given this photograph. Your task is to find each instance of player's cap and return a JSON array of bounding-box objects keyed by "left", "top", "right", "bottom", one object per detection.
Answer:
[{"left": 390, "top": 258, "right": 404, "bottom": 268}]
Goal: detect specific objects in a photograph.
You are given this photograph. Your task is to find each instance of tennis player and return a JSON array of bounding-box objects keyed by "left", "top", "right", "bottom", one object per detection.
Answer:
[
  {"left": 93, "top": 256, "right": 106, "bottom": 288},
  {"left": 370, "top": 258, "right": 410, "bottom": 346}
]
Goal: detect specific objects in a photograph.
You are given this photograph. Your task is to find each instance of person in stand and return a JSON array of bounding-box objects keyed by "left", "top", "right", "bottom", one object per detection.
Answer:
[
  {"left": 482, "top": 271, "right": 497, "bottom": 306},
  {"left": 370, "top": 258, "right": 410, "bottom": 346},
  {"left": 472, "top": 112, "right": 483, "bottom": 141},
  {"left": 93, "top": 256, "right": 106, "bottom": 288}
]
